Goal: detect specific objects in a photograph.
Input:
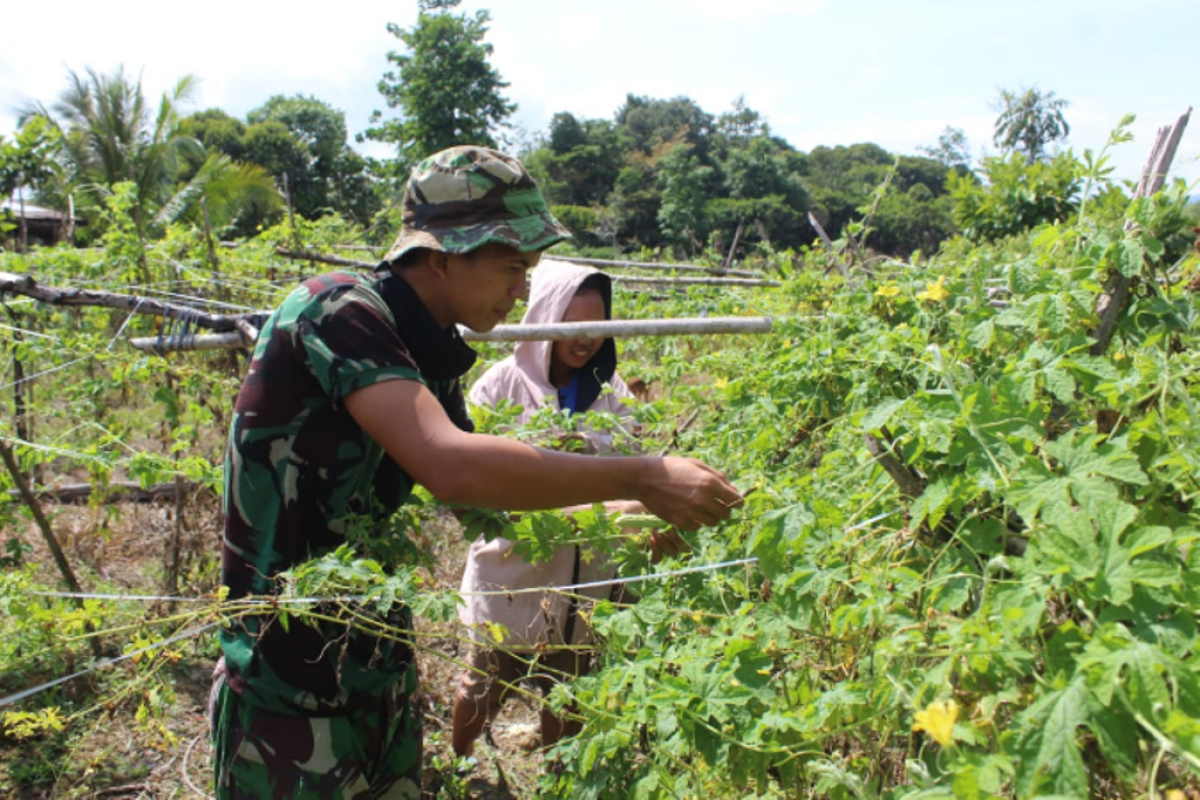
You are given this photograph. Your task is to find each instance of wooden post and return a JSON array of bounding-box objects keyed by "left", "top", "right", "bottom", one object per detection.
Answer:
[
  {"left": 273, "top": 248, "right": 375, "bottom": 269},
  {"left": 0, "top": 438, "right": 102, "bottom": 658},
  {"left": 16, "top": 178, "right": 27, "bottom": 254},
  {"left": 3, "top": 304, "right": 39, "bottom": 486},
  {"left": 807, "top": 212, "right": 848, "bottom": 278},
  {"left": 1090, "top": 108, "right": 1191, "bottom": 357},
  {"left": 165, "top": 474, "right": 184, "bottom": 599},
  {"left": 201, "top": 198, "right": 222, "bottom": 294},
  {"left": 64, "top": 195, "right": 76, "bottom": 244},
  {"left": 723, "top": 223, "right": 744, "bottom": 273}
]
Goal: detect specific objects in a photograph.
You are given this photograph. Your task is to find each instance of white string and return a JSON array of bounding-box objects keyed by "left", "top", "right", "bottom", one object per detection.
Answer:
[
  {"left": 0, "top": 322, "right": 59, "bottom": 340},
  {"left": 844, "top": 509, "right": 898, "bottom": 532},
  {"left": 0, "top": 297, "right": 146, "bottom": 390},
  {"left": 7, "top": 511, "right": 903, "bottom": 708},
  {"left": 0, "top": 621, "right": 218, "bottom": 710},
  {"left": 107, "top": 297, "right": 145, "bottom": 351},
  {"left": 31, "top": 555, "right": 763, "bottom": 605},
  {"left": 0, "top": 355, "right": 95, "bottom": 391},
  {"left": 29, "top": 512, "right": 902, "bottom": 606},
  {"left": 30, "top": 591, "right": 216, "bottom": 603}
]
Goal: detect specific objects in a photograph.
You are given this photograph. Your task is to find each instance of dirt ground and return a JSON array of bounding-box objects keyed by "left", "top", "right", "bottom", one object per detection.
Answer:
[{"left": 1, "top": 493, "right": 555, "bottom": 799}]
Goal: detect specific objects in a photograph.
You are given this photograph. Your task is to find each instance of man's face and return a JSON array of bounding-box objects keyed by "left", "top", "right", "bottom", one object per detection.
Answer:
[
  {"left": 444, "top": 243, "right": 540, "bottom": 332},
  {"left": 551, "top": 289, "right": 606, "bottom": 372}
]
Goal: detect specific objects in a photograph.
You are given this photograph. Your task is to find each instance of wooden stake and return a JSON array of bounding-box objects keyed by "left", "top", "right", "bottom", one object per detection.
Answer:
[
  {"left": 0, "top": 437, "right": 102, "bottom": 658},
  {"left": 723, "top": 223, "right": 744, "bottom": 272},
  {"left": 807, "top": 212, "right": 848, "bottom": 278},
  {"left": 1091, "top": 108, "right": 1191, "bottom": 356},
  {"left": 0, "top": 271, "right": 245, "bottom": 332},
  {"left": 274, "top": 247, "right": 375, "bottom": 270}
]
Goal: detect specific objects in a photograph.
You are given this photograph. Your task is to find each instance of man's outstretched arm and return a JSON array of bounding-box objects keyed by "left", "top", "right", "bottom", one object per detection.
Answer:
[{"left": 344, "top": 379, "right": 741, "bottom": 531}]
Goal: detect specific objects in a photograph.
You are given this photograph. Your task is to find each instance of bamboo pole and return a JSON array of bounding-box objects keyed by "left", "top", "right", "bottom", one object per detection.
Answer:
[
  {"left": 462, "top": 316, "right": 774, "bottom": 342},
  {"left": 270, "top": 249, "right": 773, "bottom": 282},
  {"left": 129, "top": 316, "right": 775, "bottom": 353},
  {"left": 611, "top": 274, "right": 779, "bottom": 288},
  {"left": 549, "top": 255, "right": 762, "bottom": 278}
]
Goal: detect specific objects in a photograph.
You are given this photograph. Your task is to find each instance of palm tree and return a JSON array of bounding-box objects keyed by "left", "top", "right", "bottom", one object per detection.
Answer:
[{"left": 25, "top": 66, "right": 280, "bottom": 238}]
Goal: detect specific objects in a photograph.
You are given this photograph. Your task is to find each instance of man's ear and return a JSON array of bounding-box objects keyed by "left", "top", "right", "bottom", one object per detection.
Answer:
[{"left": 430, "top": 250, "right": 450, "bottom": 276}]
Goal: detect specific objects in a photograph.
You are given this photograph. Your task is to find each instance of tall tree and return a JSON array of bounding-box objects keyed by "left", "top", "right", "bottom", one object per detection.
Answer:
[
  {"left": 715, "top": 95, "right": 764, "bottom": 146},
  {"left": 362, "top": 0, "right": 515, "bottom": 171},
  {"left": 993, "top": 87, "right": 1070, "bottom": 164},
  {"left": 657, "top": 144, "right": 713, "bottom": 252},
  {"left": 246, "top": 94, "right": 378, "bottom": 223},
  {"left": 526, "top": 113, "right": 623, "bottom": 206},
  {"left": 616, "top": 94, "right": 715, "bottom": 162},
  {"left": 919, "top": 126, "right": 971, "bottom": 170}
]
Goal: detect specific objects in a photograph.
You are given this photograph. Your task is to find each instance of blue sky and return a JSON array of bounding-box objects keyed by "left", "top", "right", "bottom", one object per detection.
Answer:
[{"left": 2, "top": 0, "right": 1197, "bottom": 187}]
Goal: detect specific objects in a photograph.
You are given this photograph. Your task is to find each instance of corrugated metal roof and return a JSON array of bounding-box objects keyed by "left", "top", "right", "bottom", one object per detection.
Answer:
[{"left": 0, "top": 201, "right": 83, "bottom": 222}]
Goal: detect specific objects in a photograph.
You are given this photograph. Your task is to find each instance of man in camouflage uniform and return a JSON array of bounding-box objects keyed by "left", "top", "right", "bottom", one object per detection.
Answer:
[{"left": 211, "top": 145, "right": 742, "bottom": 798}]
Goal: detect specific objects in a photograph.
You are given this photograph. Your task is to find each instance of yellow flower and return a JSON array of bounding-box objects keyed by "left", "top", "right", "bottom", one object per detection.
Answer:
[
  {"left": 912, "top": 699, "right": 959, "bottom": 746},
  {"left": 714, "top": 377, "right": 728, "bottom": 389},
  {"left": 875, "top": 284, "right": 901, "bottom": 298},
  {"left": 916, "top": 275, "right": 950, "bottom": 304}
]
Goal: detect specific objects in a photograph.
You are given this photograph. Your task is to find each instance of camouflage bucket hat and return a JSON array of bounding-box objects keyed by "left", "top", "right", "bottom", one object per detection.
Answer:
[{"left": 378, "top": 145, "right": 571, "bottom": 269}]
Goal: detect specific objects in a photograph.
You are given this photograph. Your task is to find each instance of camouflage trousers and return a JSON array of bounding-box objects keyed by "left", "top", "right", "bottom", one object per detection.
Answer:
[{"left": 209, "top": 659, "right": 422, "bottom": 799}]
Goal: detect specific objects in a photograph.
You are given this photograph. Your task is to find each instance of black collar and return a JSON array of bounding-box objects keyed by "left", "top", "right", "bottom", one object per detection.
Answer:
[{"left": 375, "top": 273, "right": 477, "bottom": 382}]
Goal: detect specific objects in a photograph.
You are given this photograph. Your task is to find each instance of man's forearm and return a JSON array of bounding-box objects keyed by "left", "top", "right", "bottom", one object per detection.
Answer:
[{"left": 429, "top": 432, "right": 649, "bottom": 510}]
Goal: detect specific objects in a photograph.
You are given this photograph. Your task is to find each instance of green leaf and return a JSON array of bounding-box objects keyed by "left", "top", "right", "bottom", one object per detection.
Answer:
[
  {"left": 967, "top": 319, "right": 996, "bottom": 350},
  {"left": 1012, "top": 680, "right": 1090, "bottom": 798},
  {"left": 1040, "top": 500, "right": 1099, "bottom": 580},
  {"left": 860, "top": 397, "right": 906, "bottom": 432},
  {"left": 1126, "top": 526, "right": 1173, "bottom": 557},
  {"left": 1141, "top": 235, "right": 1164, "bottom": 258},
  {"left": 911, "top": 478, "right": 954, "bottom": 531},
  {"left": 1010, "top": 461, "right": 1072, "bottom": 524},
  {"left": 1043, "top": 367, "right": 1076, "bottom": 403},
  {"left": 1116, "top": 238, "right": 1145, "bottom": 277}
]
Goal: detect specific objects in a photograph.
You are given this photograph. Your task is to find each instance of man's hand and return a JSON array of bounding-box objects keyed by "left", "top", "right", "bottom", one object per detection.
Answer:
[{"left": 635, "top": 456, "right": 743, "bottom": 532}]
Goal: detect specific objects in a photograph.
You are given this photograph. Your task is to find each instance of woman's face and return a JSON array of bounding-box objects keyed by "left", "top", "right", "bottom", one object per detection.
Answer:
[{"left": 551, "top": 288, "right": 606, "bottom": 373}]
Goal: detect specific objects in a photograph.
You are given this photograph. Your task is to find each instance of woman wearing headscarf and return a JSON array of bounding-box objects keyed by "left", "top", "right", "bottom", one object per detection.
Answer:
[{"left": 451, "top": 258, "right": 678, "bottom": 757}]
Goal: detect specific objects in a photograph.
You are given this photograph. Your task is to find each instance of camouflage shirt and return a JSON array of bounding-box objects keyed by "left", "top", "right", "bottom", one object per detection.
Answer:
[{"left": 220, "top": 271, "right": 475, "bottom": 715}]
